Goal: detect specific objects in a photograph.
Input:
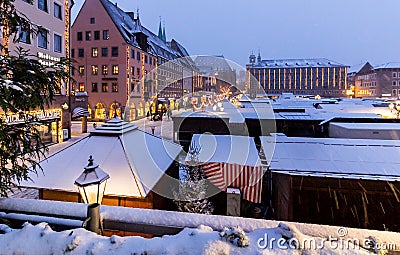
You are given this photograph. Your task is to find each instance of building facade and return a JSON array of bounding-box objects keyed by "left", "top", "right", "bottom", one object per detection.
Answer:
[
  {"left": 71, "top": 0, "right": 197, "bottom": 121},
  {"left": 0, "top": 0, "right": 74, "bottom": 143},
  {"left": 351, "top": 62, "right": 400, "bottom": 98},
  {"left": 246, "top": 52, "right": 348, "bottom": 97}
]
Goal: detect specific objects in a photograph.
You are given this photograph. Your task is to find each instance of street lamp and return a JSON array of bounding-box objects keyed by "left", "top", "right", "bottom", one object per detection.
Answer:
[
  {"left": 150, "top": 124, "right": 156, "bottom": 135},
  {"left": 74, "top": 155, "right": 110, "bottom": 234}
]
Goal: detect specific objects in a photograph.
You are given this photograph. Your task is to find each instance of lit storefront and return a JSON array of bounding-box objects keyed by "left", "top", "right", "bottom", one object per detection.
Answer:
[{"left": 1, "top": 109, "right": 63, "bottom": 144}]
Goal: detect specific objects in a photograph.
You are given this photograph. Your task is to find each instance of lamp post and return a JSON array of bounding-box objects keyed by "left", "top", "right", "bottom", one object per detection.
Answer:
[
  {"left": 150, "top": 124, "right": 156, "bottom": 135},
  {"left": 74, "top": 155, "right": 110, "bottom": 234}
]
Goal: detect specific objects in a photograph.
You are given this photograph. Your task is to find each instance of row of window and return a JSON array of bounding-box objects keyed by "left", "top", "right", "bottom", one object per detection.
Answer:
[
  {"left": 72, "top": 46, "right": 118, "bottom": 58},
  {"left": 129, "top": 49, "right": 156, "bottom": 66},
  {"left": 19, "top": 28, "right": 62, "bottom": 52},
  {"left": 76, "top": 65, "right": 119, "bottom": 75},
  {"left": 77, "top": 30, "right": 109, "bottom": 41},
  {"left": 77, "top": 82, "right": 119, "bottom": 93},
  {"left": 393, "top": 72, "right": 400, "bottom": 78},
  {"left": 22, "top": 0, "right": 63, "bottom": 20}
]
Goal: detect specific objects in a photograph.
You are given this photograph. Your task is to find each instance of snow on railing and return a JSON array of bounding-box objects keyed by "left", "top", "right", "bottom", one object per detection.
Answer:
[{"left": 1, "top": 197, "right": 400, "bottom": 246}]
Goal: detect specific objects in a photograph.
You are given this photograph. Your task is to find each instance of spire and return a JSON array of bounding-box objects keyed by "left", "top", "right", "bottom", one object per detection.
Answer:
[
  {"left": 162, "top": 22, "right": 166, "bottom": 42},
  {"left": 136, "top": 8, "right": 140, "bottom": 19},
  {"left": 158, "top": 17, "right": 163, "bottom": 40},
  {"left": 257, "top": 50, "right": 261, "bottom": 63}
]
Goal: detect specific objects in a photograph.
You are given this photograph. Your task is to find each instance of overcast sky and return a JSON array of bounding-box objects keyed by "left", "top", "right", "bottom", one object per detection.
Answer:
[{"left": 72, "top": 0, "right": 400, "bottom": 68}]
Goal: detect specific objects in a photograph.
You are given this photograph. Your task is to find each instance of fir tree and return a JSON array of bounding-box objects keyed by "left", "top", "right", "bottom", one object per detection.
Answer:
[
  {"left": 0, "top": 0, "right": 70, "bottom": 196},
  {"left": 174, "top": 145, "right": 214, "bottom": 214}
]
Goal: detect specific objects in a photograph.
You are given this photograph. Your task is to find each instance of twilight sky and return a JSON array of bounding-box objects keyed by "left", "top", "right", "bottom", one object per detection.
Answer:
[{"left": 72, "top": 0, "right": 400, "bottom": 68}]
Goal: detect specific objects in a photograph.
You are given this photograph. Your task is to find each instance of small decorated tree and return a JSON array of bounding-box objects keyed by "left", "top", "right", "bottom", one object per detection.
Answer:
[{"left": 174, "top": 145, "right": 214, "bottom": 214}]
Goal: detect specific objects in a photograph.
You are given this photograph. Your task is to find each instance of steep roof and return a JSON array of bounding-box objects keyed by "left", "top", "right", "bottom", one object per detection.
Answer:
[
  {"left": 98, "top": 0, "right": 187, "bottom": 61},
  {"left": 251, "top": 58, "right": 348, "bottom": 68},
  {"left": 21, "top": 118, "right": 182, "bottom": 197}
]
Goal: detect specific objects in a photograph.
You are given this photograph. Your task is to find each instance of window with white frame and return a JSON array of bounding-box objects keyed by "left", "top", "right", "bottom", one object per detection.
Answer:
[
  {"left": 38, "top": 0, "right": 48, "bottom": 12},
  {"left": 18, "top": 26, "right": 31, "bottom": 44},
  {"left": 393, "top": 72, "right": 397, "bottom": 78},
  {"left": 38, "top": 28, "right": 48, "bottom": 49},
  {"left": 54, "top": 34, "right": 62, "bottom": 52},
  {"left": 54, "top": 3, "right": 62, "bottom": 20}
]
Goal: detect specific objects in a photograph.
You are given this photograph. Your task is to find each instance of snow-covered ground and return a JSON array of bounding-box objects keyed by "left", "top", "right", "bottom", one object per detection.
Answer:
[{"left": 0, "top": 222, "right": 397, "bottom": 255}]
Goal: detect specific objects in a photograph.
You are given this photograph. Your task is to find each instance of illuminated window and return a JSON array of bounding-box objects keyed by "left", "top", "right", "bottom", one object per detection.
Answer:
[
  {"left": 85, "top": 31, "right": 91, "bottom": 41},
  {"left": 38, "top": 0, "right": 48, "bottom": 12},
  {"left": 54, "top": 3, "right": 62, "bottom": 20},
  {"left": 92, "top": 83, "right": 98, "bottom": 92},
  {"left": 94, "top": 31, "right": 100, "bottom": 40},
  {"left": 102, "top": 83, "right": 108, "bottom": 92},
  {"left": 78, "top": 66, "right": 85, "bottom": 75},
  {"left": 91, "top": 47, "right": 98, "bottom": 57},
  {"left": 77, "top": 32, "right": 82, "bottom": 41},
  {"left": 54, "top": 34, "right": 62, "bottom": 53},
  {"left": 102, "top": 30, "right": 109, "bottom": 40},
  {"left": 112, "top": 65, "right": 119, "bottom": 75},
  {"left": 112, "top": 82, "right": 118, "bottom": 92},
  {"left": 38, "top": 28, "right": 48, "bottom": 49},
  {"left": 102, "top": 65, "right": 108, "bottom": 75},
  {"left": 91, "top": 65, "right": 98, "bottom": 75},
  {"left": 79, "top": 83, "right": 85, "bottom": 92}
]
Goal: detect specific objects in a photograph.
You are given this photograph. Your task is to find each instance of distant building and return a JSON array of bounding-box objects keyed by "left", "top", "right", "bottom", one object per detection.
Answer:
[
  {"left": 351, "top": 62, "right": 400, "bottom": 98},
  {"left": 246, "top": 52, "right": 348, "bottom": 97},
  {"left": 194, "top": 56, "right": 237, "bottom": 93},
  {"left": 71, "top": 0, "right": 197, "bottom": 121}
]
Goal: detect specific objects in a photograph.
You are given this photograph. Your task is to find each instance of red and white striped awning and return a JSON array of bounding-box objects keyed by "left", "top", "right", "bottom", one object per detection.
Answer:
[{"left": 202, "top": 162, "right": 263, "bottom": 203}]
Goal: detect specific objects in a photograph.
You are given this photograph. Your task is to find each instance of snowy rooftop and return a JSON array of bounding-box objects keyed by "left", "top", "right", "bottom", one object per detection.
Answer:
[
  {"left": 99, "top": 0, "right": 189, "bottom": 61},
  {"left": 189, "top": 134, "right": 262, "bottom": 166},
  {"left": 261, "top": 134, "right": 400, "bottom": 181},
  {"left": 330, "top": 122, "right": 400, "bottom": 130},
  {"left": 251, "top": 58, "right": 348, "bottom": 68},
  {"left": 21, "top": 118, "right": 182, "bottom": 197},
  {"left": 374, "top": 62, "right": 400, "bottom": 69}
]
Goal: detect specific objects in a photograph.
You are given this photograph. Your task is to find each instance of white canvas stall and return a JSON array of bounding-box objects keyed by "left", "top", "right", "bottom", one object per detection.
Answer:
[{"left": 21, "top": 118, "right": 182, "bottom": 198}]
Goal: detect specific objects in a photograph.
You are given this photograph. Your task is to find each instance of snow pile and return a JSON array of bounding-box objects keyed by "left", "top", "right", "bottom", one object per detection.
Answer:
[{"left": 0, "top": 222, "right": 392, "bottom": 254}]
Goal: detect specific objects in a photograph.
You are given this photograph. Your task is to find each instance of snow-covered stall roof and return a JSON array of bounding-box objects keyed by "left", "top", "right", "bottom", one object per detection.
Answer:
[
  {"left": 21, "top": 118, "right": 182, "bottom": 197},
  {"left": 330, "top": 122, "right": 400, "bottom": 131},
  {"left": 189, "top": 134, "right": 261, "bottom": 167},
  {"left": 260, "top": 134, "right": 400, "bottom": 181}
]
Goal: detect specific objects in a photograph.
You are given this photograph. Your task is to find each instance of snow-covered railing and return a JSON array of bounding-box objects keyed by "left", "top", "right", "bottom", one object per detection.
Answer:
[{"left": 1, "top": 198, "right": 400, "bottom": 246}]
